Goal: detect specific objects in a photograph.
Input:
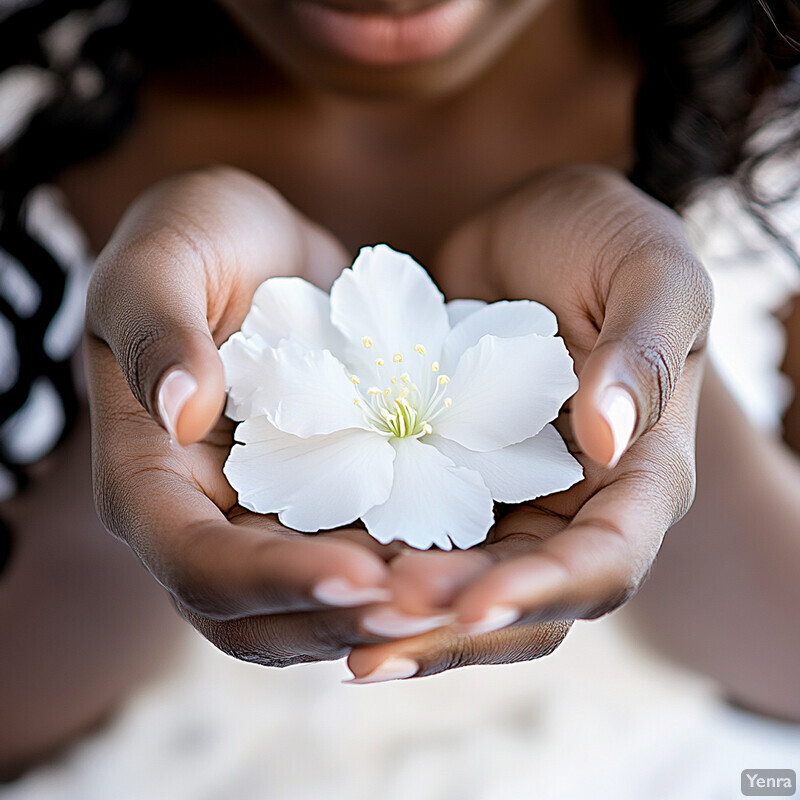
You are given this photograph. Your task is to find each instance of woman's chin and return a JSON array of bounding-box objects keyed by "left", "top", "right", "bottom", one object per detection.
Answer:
[{"left": 217, "top": 0, "right": 553, "bottom": 101}]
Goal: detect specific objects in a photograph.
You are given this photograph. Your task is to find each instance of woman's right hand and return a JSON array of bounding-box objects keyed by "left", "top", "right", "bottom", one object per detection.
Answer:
[{"left": 85, "top": 166, "right": 407, "bottom": 665}]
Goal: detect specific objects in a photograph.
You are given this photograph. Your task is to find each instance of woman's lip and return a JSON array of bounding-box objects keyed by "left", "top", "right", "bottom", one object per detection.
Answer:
[{"left": 286, "top": 0, "right": 486, "bottom": 65}]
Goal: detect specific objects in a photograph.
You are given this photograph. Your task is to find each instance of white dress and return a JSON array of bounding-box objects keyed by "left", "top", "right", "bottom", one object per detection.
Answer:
[{"left": 2, "top": 183, "right": 799, "bottom": 800}]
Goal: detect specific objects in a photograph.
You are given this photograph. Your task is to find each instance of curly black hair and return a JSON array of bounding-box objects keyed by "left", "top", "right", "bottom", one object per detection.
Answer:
[{"left": 608, "top": 0, "right": 800, "bottom": 212}]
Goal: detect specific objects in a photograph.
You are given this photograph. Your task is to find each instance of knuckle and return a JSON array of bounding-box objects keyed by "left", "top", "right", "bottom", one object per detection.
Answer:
[
  {"left": 492, "top": 620, "right": 572, "bottom": 663},
  {"left": 165, "top": 564, "right": 240, "bottom": 621},
  {"left": 693, "top": 262, "right": 715, "bottom": 320},
  {"left": 419, "top": 620, "right": 573, "bottom": 676},
  {"left": 306, "top": 617, "right": 353, "bottom": 660},
  {"left": 567, "top": 518, "right": 644, "bottom": 619},
  {"left": 201, "top": 617, "right": 315, "bottom": 669},
  {"left": 121, "top": 320, "right": 168, "bottom": 411},
  {"left": 667, "top": 461, "right": 697, "bottom": 524},
  {"left": 168, "top": 575, "right": 225, "bottom": 619},
  {"left": 416, "top": 637, "right": 471, "bottom": 677},
  {"left": 631, "top": 339, "right": 676, "bottom": 429},
  {"left": 476, "top": 619, "right": 573, "bottom": 666},
  {"left": 679, "top": 255, "right": 715, "bottom": 350},
  {"left": 636, "top": 434, "right": 698, "bottom": 524},
  {"left": 583, "top": 581, "right": 639, "bottom": 619},
  {"left": 92, "top": 458, "right": 139, "bottom": 543}
]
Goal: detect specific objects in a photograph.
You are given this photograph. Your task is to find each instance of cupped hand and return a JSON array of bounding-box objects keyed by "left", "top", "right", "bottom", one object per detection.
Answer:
[
  {"left": 347, "top": 165, "right": 712, "bottom": 681},
  {"left": 86, "top": 166, "right": 414, "bottom": 665}
]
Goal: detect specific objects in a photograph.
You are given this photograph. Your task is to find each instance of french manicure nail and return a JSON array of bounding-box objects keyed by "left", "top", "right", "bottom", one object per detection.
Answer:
[
  {"left": 362, "top": 608, "right": 455, "bottom": 638},
  {"left": 157, "top": 369, "right": 197, "bottom": 444},
  {"left": 599, "top": 385, "right": 637, "bottom": 468},
  {"left": 312, "top": 578, "right": 391, "bottom": 608},
  {"left": 343, "top": 657, "right": 419, "bottom": 684},
  {"left": 458, "top": 605, "right": 521, "bottom": 636}
]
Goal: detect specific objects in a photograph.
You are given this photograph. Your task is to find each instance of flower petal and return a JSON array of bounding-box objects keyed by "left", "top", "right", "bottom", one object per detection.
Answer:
[
  {"left": 434, "top": 333, "right": 578, "bottom": 451},
  {"left": 239, "top": 341, "right": 371, "bottom": 437},
  {"left": 330, "top": 245, "right": 450, "bottom": 365},
  {"left": 225, "top": 417, "right": 395, "bottom": 532},
  {"left": 242, "top": 277, "right": 344, "bottom": 353},
  {"left": 441, "top": 300, "right": 558, "bottom": 371},
  {"left": 445, "top": 298, "right": 486, "bottom": 328},
  {"left": 427, "top": 425, "right": 583, "bottom": 503},
  {"left": 219, "top": 331, "right": 269, "bottom": 421},
  {"left": 361, "top": 437, "right": 494, "bottom": 550},
  {"left": 242, "top": 277, "right": 345, "bottom": 353}
]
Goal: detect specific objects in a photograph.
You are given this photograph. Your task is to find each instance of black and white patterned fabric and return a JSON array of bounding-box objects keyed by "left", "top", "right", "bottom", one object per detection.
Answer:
[
  {"left": 0, "top": 0, "right": 138, "bottom": 507},
  {"left": 0, "top": 0, "right": 141, "bottom": 573}
]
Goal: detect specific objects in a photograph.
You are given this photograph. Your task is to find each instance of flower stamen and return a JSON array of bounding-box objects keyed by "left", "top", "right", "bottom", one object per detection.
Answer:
[{"left": 348, "top": 349, "right": 452, "bottom": 439}]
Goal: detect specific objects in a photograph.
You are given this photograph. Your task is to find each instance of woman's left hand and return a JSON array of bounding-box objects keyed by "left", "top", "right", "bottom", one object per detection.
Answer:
[{"left": 347, "top": 165, "right": 713, "bottom": 682}]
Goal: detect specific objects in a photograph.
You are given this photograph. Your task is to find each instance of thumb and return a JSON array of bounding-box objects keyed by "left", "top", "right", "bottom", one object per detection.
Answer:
[
  {"left": 571, "top": 245, "right": 713, "bottom": 467},
  {"left": 153, "top": 335, "right": 225, "bottom": 447},
  {"left": 87, "top": 240, "right": 226, "bottom": 446}
]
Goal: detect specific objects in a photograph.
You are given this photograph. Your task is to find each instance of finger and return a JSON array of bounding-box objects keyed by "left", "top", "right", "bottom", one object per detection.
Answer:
[
  {"left": 572, "top": 216, "right": 713, "bottom": 467},
  {"left": 385, "top": 550, "right": 493, "bottom": 615},
  {"left": 452, "top": 458, "right": 691, "bottom": 629},
  {"left": 453, "top": 354, "right": 703, "bottom": 628},
  {"left": 177, "top": 602, "right": 395, "bottom": 667},
  {"left": 86, "top": 167, "right": 348, "bottom": 445},
  {"left": 301, "top": 525, "right": 409, "bottom": 563},
  {"left": 345, "top": 620, "right": 572, "bottom": 683},
  {"left": 87, "top": 341, "right": 390, "bottom": 619},
  {"left": 105, "top": 469, "right": 392, "bottom": 620},
  {"left": 382, "top": 505, "right": 569, "bottom": 617}
]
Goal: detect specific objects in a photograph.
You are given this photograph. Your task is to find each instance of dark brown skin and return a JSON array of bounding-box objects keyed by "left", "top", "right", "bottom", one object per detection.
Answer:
[
  {"left": 80, "top": 161, "right": 710, "bottom": 676},
  {"left": 56, "top": 0, "right": 636, "bottom": 260},
  {"left": 3, "top": 0, "right": 799, "bottom": 778}
]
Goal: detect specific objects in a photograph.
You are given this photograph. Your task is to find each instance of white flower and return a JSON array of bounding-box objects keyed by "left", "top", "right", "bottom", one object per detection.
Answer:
[{"left": 219, "top": 244, "right": 583, "bottom": 550}]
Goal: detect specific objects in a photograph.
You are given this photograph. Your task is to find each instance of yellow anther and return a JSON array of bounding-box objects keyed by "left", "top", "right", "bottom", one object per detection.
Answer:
[
  {"left": 375, "top": 358, "right": 384, "bottom": 366},
  {"left": 422, "top": 423, "right": 433, "bottom": 435},
  {"left": 384, "top": 388, "right": 391, "bottom": 396},
  {"left": 350, "top": 375, "right": 360, "bottom": 384},
  {"left": 400, "top": 372, "right": 410, "bottom": 383},
  {"left": 353, "top": 398, "right": 360, "bottom": 405},
  {"left": 413, "top": 344, "right": 426, "bottom": 355},
  {"left": 431, "top": 362, "right": 440, "bottom": 372},
  {"left": 393, "top": 353, "right": 403, "bottom": 363},
  {"left": 444, "top": 398, "right": 453, "bottom": 408},
  {"left": 362, "top": 336, "right": 373, "bottom": 349},
  {"left": 368, "top": 387, "right": 381, "bottom": 395},
  {"left": 391, "top": 377, "right": 397, "bottom": 384},
  {"left": 438, "top": 375, "right": 450, "bottom": 386}
]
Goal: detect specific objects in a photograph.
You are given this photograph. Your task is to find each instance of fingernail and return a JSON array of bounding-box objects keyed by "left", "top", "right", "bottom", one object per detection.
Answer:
[
  {"left": 457, "top": 605, "right": 521, "bottom": 636},
  {"left": 157, "top": 369, "right": 197, "bottom": 444},
  {"left": 312, "top": 578, "right": 391, "bottom": 608},
  {"left": 599, "top": 385, "right": 637, "bottom": 468},
  {"left": 343, "top": 657, "right": 419, "bottom": 685},
  {"left": 362, "top": 608, "right": 455, "bottom": 638}
]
